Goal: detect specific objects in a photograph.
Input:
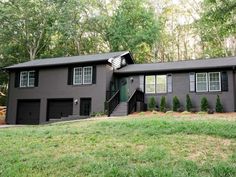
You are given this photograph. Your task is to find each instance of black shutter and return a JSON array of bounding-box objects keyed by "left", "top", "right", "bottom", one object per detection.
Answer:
[
  {"left": 92, "top": 66, "right": 96, "bottom": 84},
  {"left": 68, "top": 66, "right": 73, "bottom": 85},
  {"left": 34, "top": 70, "right": 39, "bottom": 87},
  {"left": 15, "top": 71, "right": 20, "bottom": 88},
  {"left": 221, "top": 71, "right": 228, "bottom": 91}
]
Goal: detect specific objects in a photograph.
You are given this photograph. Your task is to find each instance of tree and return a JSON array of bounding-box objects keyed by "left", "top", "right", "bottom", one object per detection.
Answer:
[
  {"left": 106, "top": 0, "right": 159, "bottom": 63},
  {"left": 200, "top": 97, "right": 208, "bottom": 112},
  {"left": 215, "top": 95, "right": 224, "bottom": 113},
  {"left": 0, "top": 0, "right": 57, "bottom": 61},
  {"left": 172, "top": 96, "right": 180, "bottom": 112},
  {"left": 160, "top": 96, "right": 166, "bottom": 112},
  {"left": 148, "top": 97, "right": 156, "bottom": 111},
  {"left": 186, "top": 94, "right": 192, "bottom": 112}
]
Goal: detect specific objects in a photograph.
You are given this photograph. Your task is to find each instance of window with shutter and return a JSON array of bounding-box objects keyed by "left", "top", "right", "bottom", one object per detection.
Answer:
[{"left": 189, "top": 73, "right": 195, "bottom": 92}]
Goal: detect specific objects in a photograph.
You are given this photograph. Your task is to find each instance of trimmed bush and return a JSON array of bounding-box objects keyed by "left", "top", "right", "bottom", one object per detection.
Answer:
[
  {"left": 148, "top": 97, "right": 156, "bottom": 111},
  {"left": 160, "top": 96, "right": 166, "bottom": 112},
  {"left": 186, "top": 94, "right": 192, "bottom": 112},
  {"left": 172, "top": 96, "right": 180, "bottom": 112},
  {"left": 215, "top": 95, "right": 224, "bottom": 113},
  {"left": 200, "top": 97, "right": 208, "bottom": 112}
]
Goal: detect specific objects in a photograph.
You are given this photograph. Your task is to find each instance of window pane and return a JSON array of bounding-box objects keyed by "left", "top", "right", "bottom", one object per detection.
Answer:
[
  {"left": 209, "top": 72, "right": 220, "bottom": 91},
  {"left": 83, "top": 67, "right": 92, "bottom": 84},
  {"left": 196, "top": 73, "right": 208, "bottom": 92},
  {"left": 74, "top": 67, "right": 82, "bottom": 84},
  {"left": 145, "top": 76, "right": 155, "bottom": 93},
  {"left": 28, "top": 71, "right": 35, "bottom": 87},
  {"left": 20, "top": 71, "right": 28, "bottom": 87},
  {"left": 156, "top": 75, "right": 167, "bottom": 93}
]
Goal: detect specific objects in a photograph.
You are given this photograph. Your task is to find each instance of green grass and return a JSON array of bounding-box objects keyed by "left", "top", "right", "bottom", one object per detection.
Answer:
[{"left": 1, "top": 115, "right": 236, "bottom": 177}]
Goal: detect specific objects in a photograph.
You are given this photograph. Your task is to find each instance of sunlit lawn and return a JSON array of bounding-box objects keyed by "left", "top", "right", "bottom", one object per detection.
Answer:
[{"left": 0, "top": 113, "right": 236, "bottom": 177}]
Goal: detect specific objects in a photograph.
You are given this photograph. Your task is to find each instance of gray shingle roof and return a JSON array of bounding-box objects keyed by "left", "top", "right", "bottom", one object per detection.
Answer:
[
  {"left": 115, "top": 56, "right": 236, "bottom": 74},
  {"left": 5, "top": 51, "right": 130, "bottom": 69}
]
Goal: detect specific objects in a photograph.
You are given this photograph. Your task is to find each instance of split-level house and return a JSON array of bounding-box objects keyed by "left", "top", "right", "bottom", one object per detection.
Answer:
[{"left": 5, "top": 51, "right": 236, "bottom": 124}]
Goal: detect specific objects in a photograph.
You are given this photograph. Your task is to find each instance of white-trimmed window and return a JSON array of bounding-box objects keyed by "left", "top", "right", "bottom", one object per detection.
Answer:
[
  {"left": 20, "top": 71, "right": 35, "bottom": 87},
  {"left": 73, "top": 66, "right": 93, "bottom": 85},
  {"left": 196, "top": 73, "right": 208, "bottom": 92},
  {"left": 156, "top": 75, "right": 167, "bottom": 93},
  {"left": 83, "top": 66, "right": 93, "bottom": 84},
  {"left": 73, "top": 67, "right": 83, "bottom": 85},
  {"left": 209, "top": 72, "right": 221, "bottom": 91},
  {"left": 145, "top": 75, "right": 155, "bottom": 93}
]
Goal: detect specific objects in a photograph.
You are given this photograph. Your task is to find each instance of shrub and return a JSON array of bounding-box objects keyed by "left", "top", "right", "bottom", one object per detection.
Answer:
[
  {"left": 215, "top": 95, "right": 224, "bottom": 113},
  {"left": 172, "top": 96, "right": 180, "bottom": 112},
  {"left": 160, "top": 96, "right": 166, "bottom": 112},
  {"left": 186, "top": 94, "right": 192, "bottom": 112},
  {"left": 200, "top": 97, "right": 208, "bottom": 112},
  {"left": 148, "top": 97, "right": 156, "bottom": 111}
]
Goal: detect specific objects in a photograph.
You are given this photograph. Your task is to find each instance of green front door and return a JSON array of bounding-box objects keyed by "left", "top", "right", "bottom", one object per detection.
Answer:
[{"left": 120, "top": 78, "right": 128, "bottom": 102}]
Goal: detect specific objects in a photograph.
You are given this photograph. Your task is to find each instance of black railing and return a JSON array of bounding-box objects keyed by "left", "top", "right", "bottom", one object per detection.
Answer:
[
  {"left": 127, "top": 89, "right": 144, "bottom": 114},
  {"left": 106, "top": 91, "right": 117, "bottom": 101},
  {"left": 107, "top": 90, "right": 120, "bottom": 117}
]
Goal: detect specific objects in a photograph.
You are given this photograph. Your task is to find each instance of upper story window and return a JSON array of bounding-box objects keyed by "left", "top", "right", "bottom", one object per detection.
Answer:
[
  {"left": 73, "top": 66, "right": 93, "bottom": 85},
  {"left": 83, "top": 66, "right": 93, "bottom": 84},
  {"left": 196, "top": 72, "right": 221, "bottom": 92},
  {"left": 20, "top": 71, "right": 35, "bottom": 87}
]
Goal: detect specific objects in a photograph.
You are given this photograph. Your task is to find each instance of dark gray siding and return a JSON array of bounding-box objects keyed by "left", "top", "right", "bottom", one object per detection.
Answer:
[
  {"left": 129, "top": 71, "right": 235, "bottom": 112},
  {"left": 7, "top": 64, "right": 109, "bottom": 124}
]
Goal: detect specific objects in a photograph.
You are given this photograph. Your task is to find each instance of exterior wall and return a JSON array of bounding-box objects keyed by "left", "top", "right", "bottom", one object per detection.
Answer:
[
  {"left": 7, "top": 64, "right": 109, "bottom": 124},
  {"left": 130, "top": 71, "right": 235, "bottom": 112}
]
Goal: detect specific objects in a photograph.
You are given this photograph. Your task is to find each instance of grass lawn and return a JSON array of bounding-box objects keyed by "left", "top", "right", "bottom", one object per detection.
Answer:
[{"left": 1, "top": 113, "right": 236, "bottom": 177}]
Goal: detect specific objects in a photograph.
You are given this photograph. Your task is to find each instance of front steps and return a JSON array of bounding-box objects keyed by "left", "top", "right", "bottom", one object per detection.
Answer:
[{"left": 110, "top": 102, "right": 128, "bottom": 117}]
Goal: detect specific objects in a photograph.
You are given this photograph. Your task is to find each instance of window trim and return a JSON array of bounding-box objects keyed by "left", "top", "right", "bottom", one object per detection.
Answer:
[
  {"left": 83, "top": 66, "right": 93, "bottom": 85},
  {"left": 208, "top": 72, "right": 221, "bottom": 92},
  {"left": 19, "top": 70, "right": 35, "bottom": 88},
  {"left": 73, "top": 67, "right": 83, "bottom": 85},
  {"left": 156, "top": 75, "right": 167, "bottom": 93},
  {"left": 196, "top": 72, "right": 208, "bottom": 92},
  {"left": 145, "top": 75, "right": 156, "bottom": 94}
]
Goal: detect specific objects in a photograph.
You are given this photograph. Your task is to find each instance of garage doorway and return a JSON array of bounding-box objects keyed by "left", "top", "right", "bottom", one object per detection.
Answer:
[
  {"left": 47, "top": 99, "right": 73, "bottom": 121},
  {"left": 17, "top": 99, "right": 40, "bottom": 124}
]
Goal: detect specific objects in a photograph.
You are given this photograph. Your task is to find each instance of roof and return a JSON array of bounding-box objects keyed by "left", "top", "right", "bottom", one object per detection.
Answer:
[
  {"left": 115, "top": 56, "right": 236, "bottom": 74},
  {"left": 5, "top": 51, "right": 131, "bottom": 70}
]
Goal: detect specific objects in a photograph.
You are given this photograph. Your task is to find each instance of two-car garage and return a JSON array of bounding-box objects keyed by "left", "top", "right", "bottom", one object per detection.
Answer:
[{"left": 16, "top": 99, "right": 73, "bottom": 124}]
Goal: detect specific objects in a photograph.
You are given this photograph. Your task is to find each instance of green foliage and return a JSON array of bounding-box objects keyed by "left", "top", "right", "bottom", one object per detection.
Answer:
[
  {"left": 0, "top": 96, "right": 7, "bottom": 106},
  {"left": 186, "top": 94, "right": 193, "bottom": 112},
  {"left": 107, "top": 0, "right": 159, "bottom": 63},
  {"left": 1, "top": 117, "right": 236, "bottom": 176},
  {"left": 148, "top": 97, "right": 156, "bottom": 111},
  {"left": 215, "top": 95, "right": 224, "bottom": 113},
  {"left": 172, "top": 96, "right": 180, "bottom": 112},
  {"left": 200, "top": 97, "right": 208, "bottom": 112},
  {"left": 160, "top": 96, "right": 166, "bottom": 112}
]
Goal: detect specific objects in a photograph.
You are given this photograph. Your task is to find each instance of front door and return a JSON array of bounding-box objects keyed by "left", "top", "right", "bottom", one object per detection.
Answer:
[{"left": 119, "top": 78, "right": 128, "bottom": 102}]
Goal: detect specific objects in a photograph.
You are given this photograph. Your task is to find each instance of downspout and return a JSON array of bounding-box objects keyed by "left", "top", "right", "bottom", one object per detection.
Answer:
[{"left": 233, "top": 66, "right": 236, "bottom": 112}]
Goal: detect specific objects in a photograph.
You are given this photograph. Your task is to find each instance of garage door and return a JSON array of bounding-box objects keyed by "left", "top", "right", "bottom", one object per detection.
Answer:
[
  {"left": 17, "top": 100, "right": 40, "bottom": 125},
  {"left": 47, "top": 99, "right": 73, "bottom": 120}
]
